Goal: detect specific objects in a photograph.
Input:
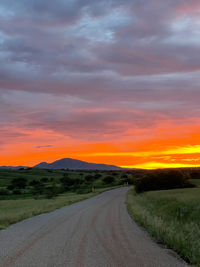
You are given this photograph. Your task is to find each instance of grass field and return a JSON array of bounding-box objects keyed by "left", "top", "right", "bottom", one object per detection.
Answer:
[
  {"left": 0, "top": 186, "right": 119, "bottom": 230},
  {"left": 127, "top": 179, "right": 200, "bottom": 265},
  {"left": 0, "top": 168, "right": 134, "bottom": 229}
]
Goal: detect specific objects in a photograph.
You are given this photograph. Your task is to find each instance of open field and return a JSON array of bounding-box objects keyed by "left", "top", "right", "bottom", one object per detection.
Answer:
[
  {"left": 0, "top": 187, "right": 119, "bottom": 230},
  {"left": 0, "top": 168, "right": 134, "bottom": 229},
  {"left": 0, "top": 168, "right": 132, "bottom": 200},
  {"left": 0, "top": 168, "right": 123, "bottom": 188},
  {"left": 127, "top": 179, "right": 200, "bottom": 266}
]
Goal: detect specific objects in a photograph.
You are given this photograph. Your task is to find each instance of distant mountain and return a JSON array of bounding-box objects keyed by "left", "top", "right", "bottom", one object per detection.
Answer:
[{"left": 34, "top": 158, "right": 122, "bottom": 170}]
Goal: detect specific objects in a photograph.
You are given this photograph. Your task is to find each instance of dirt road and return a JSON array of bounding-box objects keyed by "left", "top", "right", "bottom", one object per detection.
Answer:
[{"left": 0, "top": 188, "right": 187, "bottom": 267}]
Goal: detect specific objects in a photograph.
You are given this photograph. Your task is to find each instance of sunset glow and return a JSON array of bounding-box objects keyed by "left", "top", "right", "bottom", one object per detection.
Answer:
[{"left": 1, "top": 1, "right": 200, "bottom": 169}]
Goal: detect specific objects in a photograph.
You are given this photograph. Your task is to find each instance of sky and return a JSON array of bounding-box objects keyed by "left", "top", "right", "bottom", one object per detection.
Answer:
[{"left": 1, "top": 0, "right": 200, "bottom": 169}]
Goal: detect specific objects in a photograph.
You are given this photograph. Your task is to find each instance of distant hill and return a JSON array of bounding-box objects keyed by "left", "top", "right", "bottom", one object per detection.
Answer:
[{"left": 34, "top": 158, "right": 122, "bottom": 170}]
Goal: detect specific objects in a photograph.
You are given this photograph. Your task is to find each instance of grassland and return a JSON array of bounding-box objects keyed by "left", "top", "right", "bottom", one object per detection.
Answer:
[
  {"left": 0, "top": 168, "right": 90, "bottom": 188},
  {"left": 0, "top": 168, "right": 133, "bottom": 229},
  {"left": 0, "top": 186, "right": 118, "bottom": 230},
  {"left": 127, "top": 179, "right": 200, "bottom": 266}
]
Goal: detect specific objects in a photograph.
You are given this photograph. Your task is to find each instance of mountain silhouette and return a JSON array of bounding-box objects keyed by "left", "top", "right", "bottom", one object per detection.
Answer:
[{"left": 34, "top": 158, "right": 122, "bottom": 170}]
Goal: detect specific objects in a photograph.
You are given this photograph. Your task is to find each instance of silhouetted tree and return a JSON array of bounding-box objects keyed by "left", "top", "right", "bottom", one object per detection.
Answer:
[
  {"left": 9, "top": 177, "right": 27, "bottom": 189},
  {"left": 103, "top": 176, "right": 115, "bottom": 184}
]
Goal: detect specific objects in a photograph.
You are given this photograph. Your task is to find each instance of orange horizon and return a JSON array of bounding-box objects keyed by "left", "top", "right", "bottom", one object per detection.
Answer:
[
  {"left": 2, "top": 121, "right": 200, "bottom": 170},
  {"left": 1, "top": 1, "right": 200, "bottom": 172}
]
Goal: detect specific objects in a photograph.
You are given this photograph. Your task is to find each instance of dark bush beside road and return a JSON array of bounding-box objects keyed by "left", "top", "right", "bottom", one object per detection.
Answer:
[{"left": 134, "top": 169, "right": 195, "bottom": 193}]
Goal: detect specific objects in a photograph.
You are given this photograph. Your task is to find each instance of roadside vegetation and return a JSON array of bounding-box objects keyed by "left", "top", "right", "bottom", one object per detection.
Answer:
[
  {"left": 0, "top": 168, "right": 137, "bottom": 229},
  {"left": 134, "top": 169, "right": 194, "bottom": 193},
  {"left": 0, "top": 187, "right": 118, "bottom": 229},
  {"left": 127, "top": 169, "right": 200, "bottom": 266}
]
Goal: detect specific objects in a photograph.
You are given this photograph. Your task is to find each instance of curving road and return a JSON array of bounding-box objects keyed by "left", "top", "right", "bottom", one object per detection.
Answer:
[{"left": 0, "top": 188, "right": 187, "bottom": 267}]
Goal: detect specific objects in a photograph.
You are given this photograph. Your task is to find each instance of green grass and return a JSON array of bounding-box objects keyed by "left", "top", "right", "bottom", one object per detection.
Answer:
[
  {"left": 0, "top": 168, "right": 131, "bottom": 229},
  {"left": 0, "top": 186, "right": 119, "bottom": 230},
  {"left": 0, "top": 168, "right": 127, "bottom": 191},
  {"left": 0, "top": 168, "right": 125, "bottom": 183},
  {"left": 127, "top": 180, "right": 200, "bottom": 266}
]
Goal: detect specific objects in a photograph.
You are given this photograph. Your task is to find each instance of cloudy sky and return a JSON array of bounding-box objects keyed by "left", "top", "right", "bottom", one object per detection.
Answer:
[{"left": 1, "top": 0, "right": 200, "bottom": 168}]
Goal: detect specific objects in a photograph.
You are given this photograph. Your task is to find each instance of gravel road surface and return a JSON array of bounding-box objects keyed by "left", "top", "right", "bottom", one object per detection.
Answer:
[{"left": 0, "top": 187, "right": 188, "bottom": 267}]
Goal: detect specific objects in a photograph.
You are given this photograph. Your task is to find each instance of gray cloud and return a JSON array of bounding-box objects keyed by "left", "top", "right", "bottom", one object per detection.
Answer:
[
  {"left": 36, "top": 145, "right": 53, "bottom": 148},
  {"left": 0, "top": 0, "right": 200, "bottom": 147}
]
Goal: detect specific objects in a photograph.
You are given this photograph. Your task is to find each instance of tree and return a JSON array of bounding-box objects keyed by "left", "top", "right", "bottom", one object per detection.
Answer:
[
  {"left": 134, "top": 169, "right": 195, "bottom": 193},
  {"left": 85, "top": 175, "right": 95, "bottom": 182},
  {"left": 9, "top": 177, "right": 27, "bottom": 189},
  {"left": 60, "top": 175, "right": 83, "bottom": 190},
  {"left": 41, "top": 177, "right": 49, "bottom": 183},
  {"left": 31, "top": 180, "right": 45, "bottom": 196},
  {"left": 94, "top": 173, "right": 102, "bottom": 179},
  {"left": 45, "top": 184, "right": 59, "bottom": 198},
  {"left": 0, "top": 188, "right": 9, "bottom": 196},
  {"left": 103, "top": 176, "right": 115, "bottom": 184}
]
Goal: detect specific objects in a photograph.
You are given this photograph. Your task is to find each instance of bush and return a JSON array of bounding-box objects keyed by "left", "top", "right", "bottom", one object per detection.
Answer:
[
  {"left": 41, "top": 177, "right": 49, "bottom": 183},
  {"left": 12, "top": 189, "right": 21, "bottom": 195},
  {"left": 29, "top": 179, "right": 39, "bottom": 186},
  {"left": 31, "top": 180, "right": 45, "bottom": 196},
  {"left": 60, "top": 176, "right": 83, "bottom": 190},
  {"left": 103, "top": 176, "right": 115, "bottom": 184},
  {"left": 121, "top": 174, "right": 128, "bottom": 179},
  {"left": 45, "top": 185, "right": 59, "bottom": 199},
  {"left": 0, "top": 188, "right": 10, "bottom": 196},
  {"left": 190, "top": 171, "right": 200, "bottom": 179},
  {"left": 85, "top": 175, "right": 95, "bottom": 182},
  {"left": 135, "top": 169, "right": 195, "bottom": 193},
  {"left": 10, "top": 177, "right": 27, "bottom": 189},
  {"left": 7, "top": 185, "right": 14, "bottom": 190},
  {"left": 94, "top": 173, "right": 102, "bottom": 179},
  {"left": 120, "top": 174, "right": 134, "bottom": 185}
]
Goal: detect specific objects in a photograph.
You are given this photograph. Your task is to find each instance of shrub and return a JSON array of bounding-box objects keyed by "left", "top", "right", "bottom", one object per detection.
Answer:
[
  {"left": 121, "top": 174, "right": 128, "bottom": 179},
  {"left": 45, "top": 185, "right": 59, "bottom": 199},
  {"left": 12, "top": 189, "right": 21, "bottom": 195},
  {"left": 94, "top": 173, "right": 102, "bottom": 179},
  {"left": 135, "top": 169, "right": 195, "bottom": 193},
  {"left": 103, "top": 175, "right": 115, "bottom": 184},
  {"left": 60, "top": 176, "right": 83, "bottom": 190},
  {"left": 120, "top": 174, "right": 134, "bottom": 185},
  {"left": 0, "top": 188, "right": 10, "bottom": 196},
  {"left": 190, "top": 171, "right": 200, "bottom": 179},
  {"left": 85, "top": 175, "right": 95, "bottom": 182},
  {"left": 29, "top": 179, "right": 39, "bottom": 186},
  {"left": 41, "top": 177, "right": 49, "bottom": 183},
  {"left": 10, "top": 177, "right": 27, "bottom": 189},
  {"left": 31, "top": 180, "right": 45, "bottom": 196},
  {"left": 7, "top": 185, "right": 14, "bottom": 190}
]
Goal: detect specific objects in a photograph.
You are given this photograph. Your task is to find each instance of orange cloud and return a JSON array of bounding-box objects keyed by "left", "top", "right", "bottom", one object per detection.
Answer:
[{"left": 1, "top": 119, "right": 200, "bottom": 169}]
